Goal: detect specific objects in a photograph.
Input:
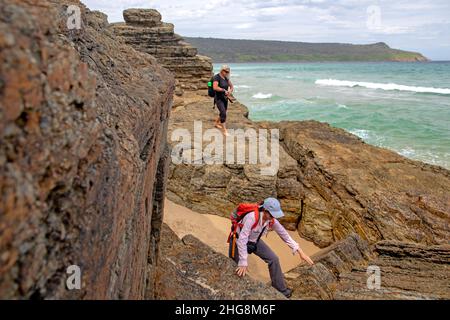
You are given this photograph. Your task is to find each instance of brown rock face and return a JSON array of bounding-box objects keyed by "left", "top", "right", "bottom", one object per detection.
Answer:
[
  {"left": 155, "top": 224, "right": 285, "bottom": 300},
  {"left": 286, "top": 234, "right": 450, "bottom": 300},
  {"left": 112, "top": 9, "right": 213, "bottom": 96},
  {"left": 123, "top": 9, "right": 162, "bottom": 27},
  {"left": 274, "top": 121, "right": 450, "bottom": 247},
  {"left": 0, "top": 0, "right": 174, "bottom": 299}
]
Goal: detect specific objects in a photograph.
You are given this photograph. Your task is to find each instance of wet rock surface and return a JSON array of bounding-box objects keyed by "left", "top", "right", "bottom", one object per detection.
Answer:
[
  {"left": 0, "top": 0, "right": 174, "bottom": 299},
  {"left": 155, "top": 224, "right": 285, "bottom": 300}
]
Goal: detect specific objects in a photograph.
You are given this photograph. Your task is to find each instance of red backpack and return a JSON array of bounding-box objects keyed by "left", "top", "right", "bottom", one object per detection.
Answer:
[
  {"left": 230, "top": 203, "right": 260, "bottom": 238},
  {"left": 227, "top": 203, "right": 275, "bottom": 243}
]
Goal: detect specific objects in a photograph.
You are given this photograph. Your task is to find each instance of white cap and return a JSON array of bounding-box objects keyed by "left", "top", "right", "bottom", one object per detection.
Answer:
[
  {"left": 220, "top": 64, "right": 230, "bottom": 72},
  {"left": 263, "top": 198, "right": 284, "bottom": 219}
]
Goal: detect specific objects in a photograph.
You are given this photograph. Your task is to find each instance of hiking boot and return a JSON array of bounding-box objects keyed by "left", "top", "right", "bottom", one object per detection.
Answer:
[{"left": 283, "top": 288, "right": 293, "bottom": 299}]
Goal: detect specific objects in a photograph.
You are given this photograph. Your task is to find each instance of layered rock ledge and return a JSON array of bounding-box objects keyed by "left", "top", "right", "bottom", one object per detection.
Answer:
[
  {"left": 1, "top": 1, "right": 448, "bottom": 301},
  {"left": 286, "top": 234, "right": 450, "bottom": 300},
  {"left": 112, "top": 9, "right": 213, "bottom": 98}
]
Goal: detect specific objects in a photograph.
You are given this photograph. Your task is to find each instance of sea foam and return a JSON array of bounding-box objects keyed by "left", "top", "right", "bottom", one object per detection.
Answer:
[
  {"left": 316, "top": 79, "right": 450, "bottom": 95},
  {"left": 252, "top": 93, "right": 273, "bottom": 99}
]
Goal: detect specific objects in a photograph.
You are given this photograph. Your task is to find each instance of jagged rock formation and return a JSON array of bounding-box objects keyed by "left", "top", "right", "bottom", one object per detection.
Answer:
[
  {"left": 167, "top": 99, "right": 450, "bottom": 248},
  {"left": 112, "top": 9, "right": 213, "bottom": 98},
  {"left": 155, "top": 224, "right": 285, "bottom": 300},
  {"left": 285, "top": 234, "right": 450, "bottom": 300},
  {"left": 0, "top": 0, "right": 174, "bottom": 299}
]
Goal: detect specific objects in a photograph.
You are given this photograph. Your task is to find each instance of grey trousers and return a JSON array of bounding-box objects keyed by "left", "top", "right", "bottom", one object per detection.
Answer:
[{"left": 229, "top": 239, "right": 289, "bottom": 295}]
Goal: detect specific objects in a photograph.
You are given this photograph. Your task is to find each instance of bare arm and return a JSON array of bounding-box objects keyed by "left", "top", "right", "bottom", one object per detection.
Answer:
[
  {"left": 273, "top": 220, "right": 314, "bottom": 265},
  {"left": 228, "top": 80, "right": 234, "bottom": 93},
  {"left": 213, "top": 81, "right": 227, "bottom": 93}
]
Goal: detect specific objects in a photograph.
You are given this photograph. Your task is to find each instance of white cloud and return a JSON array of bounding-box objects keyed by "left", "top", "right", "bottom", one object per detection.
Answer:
[{"left": 235, "top": 23, "right": 253, "bottom": 30}]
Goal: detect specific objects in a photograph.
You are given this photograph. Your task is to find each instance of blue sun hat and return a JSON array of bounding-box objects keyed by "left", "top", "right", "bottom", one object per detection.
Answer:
[{"left": 263, "top": 198, "right": 284, "bottom": 219}]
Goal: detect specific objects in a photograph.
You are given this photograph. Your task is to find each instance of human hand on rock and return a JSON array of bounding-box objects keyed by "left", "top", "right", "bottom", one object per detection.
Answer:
[
  {"left": 298, "top": 250, "right": 314, "bottom": 266},
  {"left": 236, "top": 266, "right": 248, "bottom": 277}
]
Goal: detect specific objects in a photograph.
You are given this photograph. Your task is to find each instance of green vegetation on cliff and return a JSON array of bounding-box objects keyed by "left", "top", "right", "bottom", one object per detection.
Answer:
[{"left": 184, "top": 37, "right": 428, "bottom": 62}]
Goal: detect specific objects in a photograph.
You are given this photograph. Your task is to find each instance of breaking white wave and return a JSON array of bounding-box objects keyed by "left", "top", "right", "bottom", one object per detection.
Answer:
[
  {"left": 349, "top": 129, "right": 386, "bottom": 145},
  {"left": 316, "top": 79, "right": 450, "bottom": 95},
  {"left": 252, "top": 93, "right": 273, "bottom": 99}
]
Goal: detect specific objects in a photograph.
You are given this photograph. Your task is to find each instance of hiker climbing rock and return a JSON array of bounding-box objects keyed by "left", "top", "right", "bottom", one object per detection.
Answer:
[
  {"left": 228, "top": 198, "right": 314, "bottom": 298},
  {"left": 211, "top": 65, "right": 234, "bottom": 136}
]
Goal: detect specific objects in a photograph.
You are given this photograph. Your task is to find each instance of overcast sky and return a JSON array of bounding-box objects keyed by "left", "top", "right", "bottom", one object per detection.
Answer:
[{"left": 83, "top": 0, "right": 450, "bottom": 60}]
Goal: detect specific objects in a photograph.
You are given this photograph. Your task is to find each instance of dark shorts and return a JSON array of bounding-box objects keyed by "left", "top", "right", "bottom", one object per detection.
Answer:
[{"left": 215, "top": 97, "right": 228, "bottom": 123}]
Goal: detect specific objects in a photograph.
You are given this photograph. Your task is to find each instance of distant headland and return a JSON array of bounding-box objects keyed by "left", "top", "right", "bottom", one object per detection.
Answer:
[{"left": 185, "top": 37, "right": 429, "bottom": 63}]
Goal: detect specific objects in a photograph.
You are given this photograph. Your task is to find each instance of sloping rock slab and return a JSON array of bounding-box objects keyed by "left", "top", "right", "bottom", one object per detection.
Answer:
[{"left": 274, "top": 120, "right": 450, "bottom": 247}]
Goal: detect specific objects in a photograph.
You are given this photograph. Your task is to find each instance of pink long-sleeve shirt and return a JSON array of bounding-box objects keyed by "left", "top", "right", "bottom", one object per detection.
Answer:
[{"left": 236, "top": 212, "right": 300, "bottom": 267}]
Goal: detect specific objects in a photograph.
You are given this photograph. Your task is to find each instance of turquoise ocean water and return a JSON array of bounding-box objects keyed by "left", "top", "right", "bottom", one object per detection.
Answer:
[{"left": 214, "top": 62, "right": 450, "bottom": 169}]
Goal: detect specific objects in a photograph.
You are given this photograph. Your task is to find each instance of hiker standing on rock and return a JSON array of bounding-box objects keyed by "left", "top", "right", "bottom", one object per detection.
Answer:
[
  {"left": 228, "top": 198, "right": 314, "bottom": 298},
  {"left": 213, "top": 65, "right": 234, "bottom": 136}
]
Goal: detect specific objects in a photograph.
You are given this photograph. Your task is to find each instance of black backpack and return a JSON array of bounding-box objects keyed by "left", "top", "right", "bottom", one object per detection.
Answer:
[{"left": 207, "top": 76, "right": 215, "bottom": 98}]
